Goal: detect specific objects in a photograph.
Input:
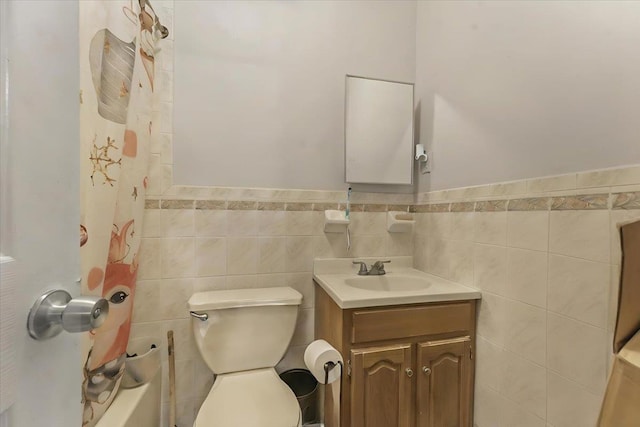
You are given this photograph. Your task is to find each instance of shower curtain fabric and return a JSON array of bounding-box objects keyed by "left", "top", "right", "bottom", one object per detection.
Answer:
[{"left": 79, "top": 1, "right": 162, "bottom": 425}]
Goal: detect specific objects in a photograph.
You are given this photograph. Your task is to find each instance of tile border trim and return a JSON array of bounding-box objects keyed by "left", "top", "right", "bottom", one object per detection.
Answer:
[
  {"left": 147, "top": 191, "right": 639, "bottom": 212},
  {"left": 550, "top": 194, "right": 609, "bottom": 211},
  {"left": 612, "top": 192, "right": 640, "bottom": 210}
]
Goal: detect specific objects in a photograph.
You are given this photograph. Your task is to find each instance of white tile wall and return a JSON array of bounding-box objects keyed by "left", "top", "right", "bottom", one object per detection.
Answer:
[
  {"left": 547, "top": 372, "right": 602, "bottom": 427},
  {"left": 161, "top": 209, "right": 194, "bottom": 237},
  {"left": 501, "top": 399, "right": 546, "bottom": 427},
  {"left": 549, "top": 210, "right": 611, "bottom": 263},
  {"left": 527, "top": 174, "right": 577, "bottom": 193},
  {"left": 505, "top": 248, "right": 547, "bottom": 309},
  {"left": 194, "top": 210, "right": 227, "bottom": 236},
  {"left": 474, "top": 244, "right": 508, "bottom": 296},
  {"left": 547, "top": 255, "right": 609, "bottom": 328},
  {"left": 576, "top": 166, "right": 640, "bottom": 188},
  {"left": 451, "top": 212, "right": 475, "bottom": 240},
  {"left": 547, "top": 313, "right": 608, "bottom": 394},
  {"left": 474, "top": 385, "right": 502, "bottom": 427},
  {"left": 499, "top": 352, "right": 547, "bottom": 418},
  {"left": 507, "top": 211, "right": 549, "bottom": 251},
  {"left": 414, "top": 199, "right": 640, "bottom": 426},
  {"left": 227, "top": 210, "right": 259, "bottom": 236},
  {"left": 503, "top": 300, "right": 546, "bottom": 366},
  {"left": 475, "top": 212, "right": 508, "bottom": 246},
  {"left": 133, "top": 206, "right": 413, "bottom": 425},
  {"left": 448, "top": 240, "right": 474, "bottom": 286}
]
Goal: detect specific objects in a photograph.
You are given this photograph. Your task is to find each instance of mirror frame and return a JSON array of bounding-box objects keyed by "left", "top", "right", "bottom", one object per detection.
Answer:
[{"left": 344, "top": 74, "right": 415, "bottom": 186}]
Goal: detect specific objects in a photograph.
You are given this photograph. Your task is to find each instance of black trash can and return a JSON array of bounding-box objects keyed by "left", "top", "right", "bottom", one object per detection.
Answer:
[{"left": 280, "top": 369, "right": 318, "bottom": 424}]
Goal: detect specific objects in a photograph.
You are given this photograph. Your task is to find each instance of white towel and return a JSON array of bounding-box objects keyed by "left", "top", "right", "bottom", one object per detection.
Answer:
[{"left": 0, "top": 256, "right": 17, "bottom": 414}]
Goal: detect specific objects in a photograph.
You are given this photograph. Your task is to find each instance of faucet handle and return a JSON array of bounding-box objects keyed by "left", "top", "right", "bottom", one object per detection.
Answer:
[
  {"left": 352, "top": 261, "right": 368, "bottom": 275},
  {"left": 372, "top": 260, "right": 391, "bottom": 272}
]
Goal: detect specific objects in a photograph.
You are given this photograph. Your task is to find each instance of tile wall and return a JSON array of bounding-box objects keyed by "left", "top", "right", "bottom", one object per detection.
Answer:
[
  {"left": 412, "top": 169, "right": 640, "bottom": 427},
  {"left": 132, "top": 198, "right": 412, "bottom": 425},
  {"left": 137, "top": 169, "right": 639, "bottom": 427}
]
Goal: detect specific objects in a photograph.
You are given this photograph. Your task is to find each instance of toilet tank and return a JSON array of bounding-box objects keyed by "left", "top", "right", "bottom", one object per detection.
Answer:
[{"left": 188, "top": 287, "right": 302, "bottom": 374}]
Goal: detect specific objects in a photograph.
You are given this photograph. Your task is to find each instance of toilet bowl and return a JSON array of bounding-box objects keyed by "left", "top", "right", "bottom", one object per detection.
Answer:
[
  {"left": 188, "top": 287, "right": 303, "bottom": 427},
  {"left": 197, "top": 369, "right": 300, "bottom": 426}
]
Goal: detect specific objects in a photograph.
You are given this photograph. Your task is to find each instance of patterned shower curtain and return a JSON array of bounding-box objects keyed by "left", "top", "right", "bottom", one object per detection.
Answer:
[{"left": 79, "top": 1, "right": 167, "bottom": 425}]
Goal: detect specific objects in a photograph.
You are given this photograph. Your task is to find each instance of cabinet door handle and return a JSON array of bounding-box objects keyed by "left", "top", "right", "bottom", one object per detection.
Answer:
[
  {"left": 422, "top": 366, "right": 431, "bottom": 375},
  {"left": 406, "top": 368, "right": 413, "bottom": 378}
]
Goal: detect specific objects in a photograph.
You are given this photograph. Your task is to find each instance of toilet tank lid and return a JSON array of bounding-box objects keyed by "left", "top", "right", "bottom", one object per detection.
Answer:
[{"left": 188, "top": 287, "right": 302, "bottom": 311}]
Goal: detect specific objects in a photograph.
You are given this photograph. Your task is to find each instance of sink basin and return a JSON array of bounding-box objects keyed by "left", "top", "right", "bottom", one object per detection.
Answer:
[
  {"left": 344, "top": 275, "right": 431, "bottom": 292},
  {"left": 313, "top": 257, "right": 481, "bottom": 309}
]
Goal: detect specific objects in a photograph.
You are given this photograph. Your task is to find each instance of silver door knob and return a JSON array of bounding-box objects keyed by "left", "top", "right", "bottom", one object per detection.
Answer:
[
  {"left": 28, "top": 289, "right": 109, "bottom": 340},
  {"left": 406, "top": 368, "right": 413, "bottom": 377},
  {"left": 423, "top": 366, "right": 431, "bottom": 375}
]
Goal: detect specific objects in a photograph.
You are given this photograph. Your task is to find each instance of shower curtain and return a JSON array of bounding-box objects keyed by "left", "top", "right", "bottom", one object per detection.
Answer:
[{"left": 79, "top": 1, "right": 166, "bottom": 425}]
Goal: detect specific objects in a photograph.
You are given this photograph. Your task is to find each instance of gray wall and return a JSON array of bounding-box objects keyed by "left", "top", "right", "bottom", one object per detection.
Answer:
[
  {"left": 415, "top": 1, "right": 640, "bottom": 191},
  {"left": 173, "top": 0, "right": 417, "bottom": 191}
]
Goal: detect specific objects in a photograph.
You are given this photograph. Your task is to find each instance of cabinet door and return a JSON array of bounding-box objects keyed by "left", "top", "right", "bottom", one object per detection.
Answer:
[
  {"left": 417, "top": 337, "right": 472, "bottom": 427},
  {"left": 351, "top": 344, "right": 413, "bottom": 427}
]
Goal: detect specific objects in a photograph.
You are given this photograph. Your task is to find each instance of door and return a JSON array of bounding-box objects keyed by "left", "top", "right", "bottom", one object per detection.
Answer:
[
  {"left": 416, "top": 337, "right": 472, "bottom": 427},
  {"left": 350, "top": 344, "right": 413, "bottom": 427},
  {"left": 0, "top": 1, "right": 81, "bottom": 426}
]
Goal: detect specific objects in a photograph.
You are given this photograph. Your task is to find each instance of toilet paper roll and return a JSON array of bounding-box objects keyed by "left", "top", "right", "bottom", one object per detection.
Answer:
[{"left": 304, "top": 339, "right": 343, "bottom": 384}]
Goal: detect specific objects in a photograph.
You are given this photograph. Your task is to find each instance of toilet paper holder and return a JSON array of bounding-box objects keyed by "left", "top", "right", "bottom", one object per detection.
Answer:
[
  {"left": 323, "top": 360, "right": 343, "bottom": 386},
  {"left": 27, "top": 289, "right": 109, "bottom": 341},
  {"left": 323, "top": 360, "right": 343, "bottom": 408}
]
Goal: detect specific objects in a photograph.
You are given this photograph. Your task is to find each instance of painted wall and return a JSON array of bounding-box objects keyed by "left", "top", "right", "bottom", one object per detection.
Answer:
[
  {"left": 173, "top": 0, "right": 417, "bottom": 191},
  {"left": 415, "top": 1, "right": 640, "bottom": 191}
]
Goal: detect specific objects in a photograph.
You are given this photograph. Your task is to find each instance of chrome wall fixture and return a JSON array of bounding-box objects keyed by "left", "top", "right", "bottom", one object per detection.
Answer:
[{"left": 27, "top": 289, "right": 109, "bottom": 340}]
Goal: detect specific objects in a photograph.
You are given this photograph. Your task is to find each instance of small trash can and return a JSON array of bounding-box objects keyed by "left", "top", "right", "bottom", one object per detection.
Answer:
[{"left": 280, "top": 369, "right": 318, "bottom": 424}]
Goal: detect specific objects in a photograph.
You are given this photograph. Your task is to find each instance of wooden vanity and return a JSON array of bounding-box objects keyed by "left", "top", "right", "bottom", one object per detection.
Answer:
[{"left": 315, "top": 285, "right": 477, "bottom": 427}]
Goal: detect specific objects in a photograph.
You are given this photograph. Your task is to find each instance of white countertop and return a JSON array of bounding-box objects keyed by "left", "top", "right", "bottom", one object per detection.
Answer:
[{"left": 313, "top": 257, "right": 481, "bottom": 309}]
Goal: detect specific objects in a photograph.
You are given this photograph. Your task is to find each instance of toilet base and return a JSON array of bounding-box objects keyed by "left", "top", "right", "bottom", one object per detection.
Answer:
[{"left": 194, "top": 368, "right": 301, "bottom": 427}]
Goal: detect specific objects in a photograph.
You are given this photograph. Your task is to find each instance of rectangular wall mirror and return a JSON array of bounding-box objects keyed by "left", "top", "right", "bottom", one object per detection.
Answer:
[{"left": 345, "top": 76, "right": 414, "bottom": 185}]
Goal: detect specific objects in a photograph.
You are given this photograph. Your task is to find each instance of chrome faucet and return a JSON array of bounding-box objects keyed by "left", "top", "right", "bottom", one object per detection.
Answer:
[
  {"left": 369, "top": 260, "right": 391, "bottom": 275},
  {"left": 352, "top": 260, "right": 391, "bottom": 276}
]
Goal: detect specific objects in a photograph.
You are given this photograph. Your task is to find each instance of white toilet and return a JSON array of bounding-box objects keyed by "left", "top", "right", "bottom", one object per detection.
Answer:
[{"left": 188, "top": 287, "right": 303, "bottom": 427}]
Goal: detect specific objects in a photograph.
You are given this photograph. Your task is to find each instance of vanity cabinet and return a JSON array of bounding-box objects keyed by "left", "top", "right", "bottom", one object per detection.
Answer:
[{"left": 315, "top": 285, "right": 476, "bottom": 427}]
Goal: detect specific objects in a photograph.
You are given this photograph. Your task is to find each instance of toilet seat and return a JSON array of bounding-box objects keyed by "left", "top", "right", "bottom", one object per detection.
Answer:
[{"left": 194, "top": 368, "right": 301, "bottom": 427}]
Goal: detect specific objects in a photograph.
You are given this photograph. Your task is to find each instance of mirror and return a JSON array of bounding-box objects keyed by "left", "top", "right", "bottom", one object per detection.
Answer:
[{"left": 345, "top": 76, "right": 414, "bottom": 185}]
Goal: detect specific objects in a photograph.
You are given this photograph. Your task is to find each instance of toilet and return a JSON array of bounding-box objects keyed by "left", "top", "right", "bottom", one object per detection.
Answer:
[{"left": 188, "top": 287, "right": 303, "bottom": 427}]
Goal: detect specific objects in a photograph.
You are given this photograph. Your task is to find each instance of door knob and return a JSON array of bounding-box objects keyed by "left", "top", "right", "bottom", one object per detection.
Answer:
[
  {"left": 406, "top": 368, "right": 413, "bottom": 377},
  {"left": 423, "top": 366, "right": 431, "bottom": 375},
  {"left": 27, "top": 289, "right": 109, "bottom": 340}
]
